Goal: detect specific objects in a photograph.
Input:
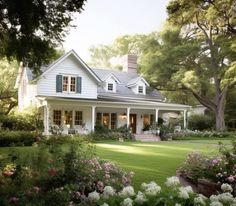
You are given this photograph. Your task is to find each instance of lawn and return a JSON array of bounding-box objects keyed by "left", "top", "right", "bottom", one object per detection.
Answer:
[
  {"left": 95, "top": 139, "right": 231, "bottom": 189},
  {"left": 0, "top": 139, "right": 231, "bottom": 190}
]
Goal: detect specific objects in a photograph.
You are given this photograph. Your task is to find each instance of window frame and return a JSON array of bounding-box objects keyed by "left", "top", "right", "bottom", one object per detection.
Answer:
[
  {"left": 53, "top": 110, "right": 62, "bottom": 126},
  {"left": 107, "top": 83, "right": 114, "bottom": 92},
  {"left": 138, "top": 86, "right": 144, "bottom": 94},
  {"left": 74, "top": 111, "right": 83, "bottom": 125},
  {"left": 62, "top": 75, "right": 77, "bottom": 93}
]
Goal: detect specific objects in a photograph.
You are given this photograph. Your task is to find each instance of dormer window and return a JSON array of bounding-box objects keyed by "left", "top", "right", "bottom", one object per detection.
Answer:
[
  {"left": 108, "top": 83, "right": 114, "bottom": 92},
  {"left": 138, "top": 86, "right": 144, "bottom": 94}
]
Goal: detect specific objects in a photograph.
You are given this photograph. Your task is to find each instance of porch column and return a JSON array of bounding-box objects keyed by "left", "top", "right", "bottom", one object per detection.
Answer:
[
  {"left": 155, "top": 109, "right": 159, "bottom": 125},
  {"left": 91, "top": 106, "right": 96, "bottom": 131},
  {"left": 183, "top": 110, "right": 187, "bottom": 129},
  {"left": 44, "top": 104, "right": 49, "bottom": 135},
  {"left": 126, "top": 107, "right": 130, "bottom": 128}
]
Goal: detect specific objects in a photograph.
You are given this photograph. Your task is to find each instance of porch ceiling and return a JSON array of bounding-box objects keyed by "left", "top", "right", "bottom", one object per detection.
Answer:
[{"left": 37, "top": 95, "right": 191, "bottom": 111}]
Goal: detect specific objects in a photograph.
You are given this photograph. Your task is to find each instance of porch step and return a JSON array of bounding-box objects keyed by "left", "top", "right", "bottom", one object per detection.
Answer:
[{"left": 134, "top": 134, "right": 161, "bottom": 142}]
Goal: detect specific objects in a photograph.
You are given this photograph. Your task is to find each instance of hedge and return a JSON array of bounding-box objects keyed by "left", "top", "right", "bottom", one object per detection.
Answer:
[{"left": 0, "top": 131, "right": 36, "bottom": 147}]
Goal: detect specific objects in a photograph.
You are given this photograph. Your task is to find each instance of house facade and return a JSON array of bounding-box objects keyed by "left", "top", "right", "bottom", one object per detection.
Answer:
[{"left": 15, "top": 50, "right": 191, "bottom": 135}]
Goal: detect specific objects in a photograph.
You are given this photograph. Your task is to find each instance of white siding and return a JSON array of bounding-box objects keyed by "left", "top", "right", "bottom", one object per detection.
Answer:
[
  {"left": 37, "top": 55, "right": 98, "bottom": 99},
  {"left": 130, "top": 80, "right": 146, "bottom": 95},
  {"left": 104, "top": 76, "right": 117, "bottom": 92}
]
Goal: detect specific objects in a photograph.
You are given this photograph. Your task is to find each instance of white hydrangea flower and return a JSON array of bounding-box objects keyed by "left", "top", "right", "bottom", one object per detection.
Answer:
[
  {"left": 101, "top": 203, "right": 109, "bottom": 206},
  {"left": 182, "top": 186, "right": 193, "bottom": 194},
  {"left": 217, "top": 192, "right": 234, "bottom": 204},
  {"left": 175, "top": 204, "right": 181, "bottom": 206},
  {"left": 165, "top": 176, "right": 180, "bottom": 188},
  {"left": 119, "top": 186, "right": 135, "bottom": 198},
  {"left": 134, "top": 191, "right": 147, "bottom": 204},
  {"left": 210, "top": 195, "right": 219, "bottom": 202},
  {"left": 194, "top": 194, "right": 206, "bottom": 205},
  {"left": 121, "top": 197, "right": 133, "bottom": 206},
  {"left": 142, "top": 182, "right": 161, "bottom": 196},
  {"left": 178, "top": 187, "right": 189, "bottom": 199},
  {"left": 209, "top": 201, "right": 223, "bottom": 206},
  {"left": 221, "top": 183, "right": 233, "bottom": 193},
  {"left": 88, "top": 191, "right": 100, "bottom": 202},
  {"left": 103, "top": 186, "right": 115, "bottom": 199}
]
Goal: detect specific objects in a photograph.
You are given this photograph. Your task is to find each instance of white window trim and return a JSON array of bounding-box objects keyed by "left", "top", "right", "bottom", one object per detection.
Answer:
[
  {"left": 107, "top": 83, "right": 114, "bottom": 92},
  {"left": 62, "top": 75, "right": 77, "bottom": 93},
  {"left": 138, "top": 86, "right": 144, "bottom": 94}
]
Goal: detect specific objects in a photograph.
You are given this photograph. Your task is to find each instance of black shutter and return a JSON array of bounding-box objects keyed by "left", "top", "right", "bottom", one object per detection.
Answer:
[
  {"left": 76, "top": 76, "right": 82, "bottom": 93},
  {"left": 56, "top": 75, "right": 62, "bottom": 92}
]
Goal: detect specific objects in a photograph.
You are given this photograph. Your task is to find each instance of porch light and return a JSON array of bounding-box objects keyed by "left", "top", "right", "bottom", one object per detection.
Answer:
[
  {"left": 121, "top": 113, "right": 127, "bottom": 120},
  {"left": 66, "top": 124, "right": 70, "bottom": 128}
]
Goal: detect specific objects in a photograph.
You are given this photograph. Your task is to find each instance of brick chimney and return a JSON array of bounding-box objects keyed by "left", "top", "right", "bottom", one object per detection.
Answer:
[{"left": 122, "top": 54, "right": 138, "bottom": 74}]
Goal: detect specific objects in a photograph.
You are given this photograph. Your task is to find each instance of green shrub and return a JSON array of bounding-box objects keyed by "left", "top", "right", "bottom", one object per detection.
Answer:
[
  {"left": 0, "top": 108, "right": 44, "bottom": 132},
  {"left": 0, "top": 131, "right": 36, "bottom": 147},
  {"left": 188, "top": 114, "right": 215, "bottom": 131},
  {"left": 90, "top": 125, "right": 134, "bottom": 140}
]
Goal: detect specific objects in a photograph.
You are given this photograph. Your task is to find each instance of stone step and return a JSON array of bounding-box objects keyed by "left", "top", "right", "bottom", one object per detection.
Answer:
[{"left": 134, "top": 134, "right": 161, "bottom": 142}]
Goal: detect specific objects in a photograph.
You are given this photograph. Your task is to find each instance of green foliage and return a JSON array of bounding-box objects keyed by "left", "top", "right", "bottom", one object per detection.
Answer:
[
  {"left": 0, "top": 107, "right": 44, "bottom": 132},
  {"left": 188, "top": 114, "right": 215, "bottom": 131},
  {"left": 0, "top": 139, "right": 133, "bottom": 205},
  {"left": 0, "top": 0, "right": 85, "bottom": 72},
  {"left": 91, "top": 125, "right": 134, "bottom": 140},
  {"left": 0, "top": 58, "right": 18, "bottom": 115},
  {"left": 0, "top": 131, "right": 36, "bottom": 147}
]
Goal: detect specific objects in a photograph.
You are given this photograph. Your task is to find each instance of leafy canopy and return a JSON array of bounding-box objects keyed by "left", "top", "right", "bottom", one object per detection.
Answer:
[{"left": 0, "top": 0, "right": 86, "bottom": 73}]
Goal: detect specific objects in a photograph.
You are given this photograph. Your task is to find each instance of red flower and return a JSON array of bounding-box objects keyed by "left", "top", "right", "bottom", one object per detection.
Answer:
[
  {"left": 48, "top": 168, "right": 57, "bottom": 176},
  {"left": 2, "top": 171, "right": 14, "bottom": 177}
]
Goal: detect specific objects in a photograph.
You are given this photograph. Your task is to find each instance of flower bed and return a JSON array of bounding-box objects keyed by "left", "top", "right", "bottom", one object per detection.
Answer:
[{"left": 177, "top": 141, "right": 236, "bottom": 197}]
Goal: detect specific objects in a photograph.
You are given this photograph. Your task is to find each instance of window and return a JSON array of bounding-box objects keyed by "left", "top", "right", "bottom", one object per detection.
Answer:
[
  {"left": 111, "top": 113, "right": 117, "bottom": 129},
  {"left": 96, "top": 113, "right": 102, "bottom": 125},
  {"left": 103, "top": 113, "right": 109, "bottom": 128},
  {"left": 62, "top": 76, "right": 77, "bottom": 93},
  {"left": 70, "top": 77, "right": 76, "bottom": 92},
  {"left": 150, "top": 114, "right": 155, "bottom": 127},
  {"left": 75, "top": 111, "right": 83, "bottom": 125},
  {"left": 64, "top": 110, "right": 73, "bottom": 126},
  {"left": 53, "top": 110, "right": 61, "bottom": 125},
  {"left": 63, "top": 76, "right": 68, "bottom": 92},
  {"left": 138, "top": 86, "right": 143, "bottom": 94},
  {"left": 143, "top": 114, "right": 150, "bottom": 126},
  {"left": 96, "top": 112, "right": 117, "bottom": 129},
  {"left": 108, "top": 83, "right": 113, "bottom": 91}
]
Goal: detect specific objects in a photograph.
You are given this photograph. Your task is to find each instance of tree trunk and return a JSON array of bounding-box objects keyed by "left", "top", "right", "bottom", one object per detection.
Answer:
[{"left": 215, "top": 107, "right": 225, "bottom": 131}]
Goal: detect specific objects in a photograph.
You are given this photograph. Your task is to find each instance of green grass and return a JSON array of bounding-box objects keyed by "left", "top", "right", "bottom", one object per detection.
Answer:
[
  {"left": 0, "top": 139, "right": 231, "bottom": 190},
  {"left": 95, "top": 140, "right": 231, "bottom": 189}
]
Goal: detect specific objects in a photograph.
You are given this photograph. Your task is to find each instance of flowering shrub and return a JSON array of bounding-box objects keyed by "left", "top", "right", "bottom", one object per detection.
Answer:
[
  {"left": 82, "top": 178, "right": 236, "bottom": 206},
  {"left": 178, "top": 141, "right": 236, "bottom": 194},
  {"left": 0, "top": 140, "right": 133, "bottom": 205},
  {"left": 170, "top": 130, "right": 235, "bottom": 140}
]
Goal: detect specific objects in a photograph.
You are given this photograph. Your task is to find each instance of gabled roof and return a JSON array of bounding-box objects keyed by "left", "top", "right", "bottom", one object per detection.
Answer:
[
  {"left": 101, "top": 73, "right": 121, "bottom": 84},
  {"left": 35, "top": 50, "right": 102, "bottom": 83},
  {"left": 126, "top": 76, "right": 150, "bottom": 87}
]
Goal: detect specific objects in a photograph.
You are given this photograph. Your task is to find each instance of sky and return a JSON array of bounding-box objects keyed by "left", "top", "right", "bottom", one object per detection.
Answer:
[{"left": 64, "top": 0, "right": 170, "bottom": 61}]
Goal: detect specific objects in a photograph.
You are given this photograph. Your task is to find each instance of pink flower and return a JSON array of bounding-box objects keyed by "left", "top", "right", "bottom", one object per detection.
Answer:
[
  {"left": 97, "top": 181, "right": 104, "bottom": 191},
  {"left": 9, "top": 197, "right": 19, "bottom": 204},
  {"left": 228, "top": 175, "right": 235, "bottom": 183},
  {"left": 33, "top": 186, "right": 40, "bottom": 193}
]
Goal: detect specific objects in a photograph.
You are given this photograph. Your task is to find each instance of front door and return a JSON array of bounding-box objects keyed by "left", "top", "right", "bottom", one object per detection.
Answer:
[{"left": 129, "top": 114, "right": 137, "bottom": 133}]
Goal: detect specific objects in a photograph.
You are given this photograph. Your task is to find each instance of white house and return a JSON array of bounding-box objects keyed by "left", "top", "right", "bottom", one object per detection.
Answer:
[{"left": 15, "top": 50, "right": 191, "bottom": 135}]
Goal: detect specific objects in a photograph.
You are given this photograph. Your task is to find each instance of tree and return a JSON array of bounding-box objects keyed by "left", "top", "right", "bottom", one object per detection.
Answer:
[
  {"left": 141, "top": 0, "right": 236, "bottom": 131},
  {"left": 0, "top": 0, "right": 86, "bottom": 74},
  {"left": 89, "top": 34, "right": 149, "bottom": 70},
  {"left": 0, "top": 59, "right": 18, "bottom": 115}
]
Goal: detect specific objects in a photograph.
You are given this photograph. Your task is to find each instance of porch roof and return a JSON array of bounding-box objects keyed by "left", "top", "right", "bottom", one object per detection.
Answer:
[{"left": 37, "top": 95, "right": 191, "bottom": 111}]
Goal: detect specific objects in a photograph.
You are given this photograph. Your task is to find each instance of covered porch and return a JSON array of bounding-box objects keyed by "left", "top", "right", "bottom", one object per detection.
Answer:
[{"left": 38, "top": 97, "right": 191, "bottom": 135}]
